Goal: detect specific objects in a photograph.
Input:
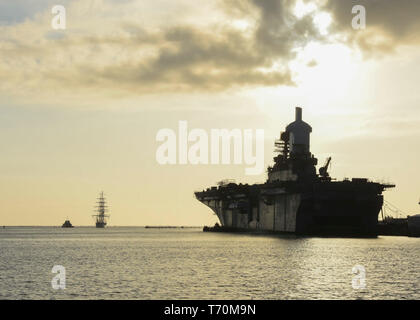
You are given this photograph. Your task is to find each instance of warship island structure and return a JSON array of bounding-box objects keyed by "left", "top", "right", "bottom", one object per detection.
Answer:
[
  {"left": 93, "top": 191, "right": 110, "bottom": 228},
  {"left": 195, "top": 107, "right": 395, "bottom": 237}
]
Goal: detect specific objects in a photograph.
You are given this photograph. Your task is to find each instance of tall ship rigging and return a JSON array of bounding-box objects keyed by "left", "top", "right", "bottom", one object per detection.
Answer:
[{"left": 93, "top": 191, "right": 110, "bottom": 228}]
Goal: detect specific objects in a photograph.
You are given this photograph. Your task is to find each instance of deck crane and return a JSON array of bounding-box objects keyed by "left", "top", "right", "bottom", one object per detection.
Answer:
[{"left": 319, "top": 157, "right": 332, "bottom": 180}]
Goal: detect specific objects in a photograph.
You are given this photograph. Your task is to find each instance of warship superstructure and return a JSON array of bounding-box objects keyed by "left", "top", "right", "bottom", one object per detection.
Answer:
[
  {"left": 93, "top": 191, "right": 110, "bottom": 228},
  {"left": 195, "top": 107, "right": 395, "bottom": 237}
]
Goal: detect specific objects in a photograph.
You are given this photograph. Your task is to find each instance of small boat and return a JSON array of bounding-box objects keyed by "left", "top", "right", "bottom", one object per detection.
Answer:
[{"left": 62, "top": 220, "right": 74, "bottom": 228}]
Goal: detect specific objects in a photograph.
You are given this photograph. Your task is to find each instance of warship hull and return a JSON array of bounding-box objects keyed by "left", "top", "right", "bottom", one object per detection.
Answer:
[{"left": 196, "top": 181, "right": 386, "bottom": 237}]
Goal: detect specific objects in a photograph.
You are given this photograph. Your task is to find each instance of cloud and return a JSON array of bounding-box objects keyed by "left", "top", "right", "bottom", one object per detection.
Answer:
[
  {"left": 0, "top": 0, "right": 67, "bottom": 25},
  {"left": 4, "top": 0, "right": 420, "bottom": 101},
  {"left": 85, "top": 25, "right": 296, "bottom": 92},
  {"left": 0, "top": 0, "right": 323, "bottom": 100},
  {"left": 322, "top": 0, "right": 420, "bottom": 55}
]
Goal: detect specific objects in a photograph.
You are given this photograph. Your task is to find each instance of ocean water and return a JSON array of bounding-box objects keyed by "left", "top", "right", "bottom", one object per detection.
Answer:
[{"left": 0, "top": 227, "right": 418, "bottom": 300}]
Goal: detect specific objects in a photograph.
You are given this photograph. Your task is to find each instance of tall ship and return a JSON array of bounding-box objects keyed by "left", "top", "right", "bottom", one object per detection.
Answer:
[
  {"left": 93, "top": 191, "right": 110, "bottom": 228},
  {"left": 195, "top": 107, "right": 395, "bottom": 237}
]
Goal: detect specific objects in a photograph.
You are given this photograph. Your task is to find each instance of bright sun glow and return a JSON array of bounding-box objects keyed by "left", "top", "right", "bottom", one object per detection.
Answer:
[
  {"left": 290, "top": 42, "right": 358, "bottom": 94},
  {"left": 249, "top": 42, "right": 361, "bottom": 120}
]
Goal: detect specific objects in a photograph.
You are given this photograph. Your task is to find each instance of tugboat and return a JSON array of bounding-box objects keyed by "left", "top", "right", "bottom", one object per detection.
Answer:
[
  {"left": 93, "top": 191, "right": 110, "bottom": 228},
  {"left": 61, "top": 219, "right": 74, "bottom": 228}
]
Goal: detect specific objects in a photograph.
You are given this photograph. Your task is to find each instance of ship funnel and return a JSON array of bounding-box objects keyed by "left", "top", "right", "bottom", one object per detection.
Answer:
[
  {"left": 295, "top": 107, "right": 302, "bottom": 121},
  {"left": 286, "top": 107, "right": 312, "bottom": 155}
]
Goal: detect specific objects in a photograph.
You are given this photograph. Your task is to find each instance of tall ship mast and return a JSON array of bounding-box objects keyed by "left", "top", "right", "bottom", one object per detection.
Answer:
[{"left": 93, "top": 191, "right": 110, "bottom": 228}]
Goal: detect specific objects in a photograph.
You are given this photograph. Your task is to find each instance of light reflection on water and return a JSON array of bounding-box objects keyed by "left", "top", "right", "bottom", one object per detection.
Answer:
[{"left": 0, "top": 227, "right": 418, "bottom": 299}]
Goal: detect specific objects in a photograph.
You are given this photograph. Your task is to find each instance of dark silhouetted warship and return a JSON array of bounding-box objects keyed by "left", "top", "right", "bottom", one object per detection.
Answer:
[
  {"left": 93, "top": 191, "right": 110, "bottom": 228},
  {"left": 195, "top": 107, "right": 395, "bottom": 237}
]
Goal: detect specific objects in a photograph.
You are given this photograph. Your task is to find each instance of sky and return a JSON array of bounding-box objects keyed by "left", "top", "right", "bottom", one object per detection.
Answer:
[{"left": 0, "top": 0, "right": 419, "bottom": 226}]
